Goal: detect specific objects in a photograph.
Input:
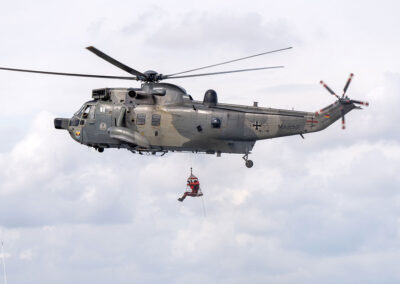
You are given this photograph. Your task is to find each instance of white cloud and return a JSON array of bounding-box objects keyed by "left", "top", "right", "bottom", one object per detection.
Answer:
[
  {"left": 19, "top": 249, "right": 33, "bottom": 260},
  {"left": 144, "top": 12, "right": 299, "bottom": 52},
  {"left": 0, "top": 253, "right": 10, "bottom": 259}
]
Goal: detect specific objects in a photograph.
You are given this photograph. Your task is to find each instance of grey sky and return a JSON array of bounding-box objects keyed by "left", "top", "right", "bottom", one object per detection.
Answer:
[{"left": 0, "top": 0, "right": 400, "bottom": 283}]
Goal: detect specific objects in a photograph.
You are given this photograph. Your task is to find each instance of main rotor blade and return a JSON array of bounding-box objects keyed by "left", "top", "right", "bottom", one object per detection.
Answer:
[
  {"left": 0, "top": 67, "right": 137, "bottom": 80},
  {"left": 166, "top": 47, "right": 292, "bottom": 77},
  {"left": 86, "top": 46, "right": 146, "bottom": 78},
  {"left": 342, "top": 73, "right": 354, "bottom": 97},
  {"left": 162, "top": 66, "right": 284, "bottom": 79}
]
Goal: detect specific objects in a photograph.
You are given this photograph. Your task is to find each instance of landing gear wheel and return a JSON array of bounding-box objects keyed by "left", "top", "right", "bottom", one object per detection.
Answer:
[
  {"left": 242, "top": 153, "right": 253, "bottom": 168},
  {"left": 98, "top": 147, "right": 104, "bottom": 153},
  {"left": 245, "top": 160, "right": 253, "bottom": 168}
]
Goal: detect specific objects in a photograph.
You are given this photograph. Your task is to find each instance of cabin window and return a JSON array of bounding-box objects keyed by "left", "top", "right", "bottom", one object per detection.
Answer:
[
  {"left": 152, "top": 114, "right": 161, "bottom": 126},
  {"left": 136, "top": 113, "right": 146, "bottom": 125},
  {"left": 211, "top": 117, "right": 222, "bottom": 128}
]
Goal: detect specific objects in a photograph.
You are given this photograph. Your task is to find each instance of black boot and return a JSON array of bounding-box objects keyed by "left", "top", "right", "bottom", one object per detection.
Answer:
[{"left": 178, "top": 197, "right": 184, "bottom": 202}]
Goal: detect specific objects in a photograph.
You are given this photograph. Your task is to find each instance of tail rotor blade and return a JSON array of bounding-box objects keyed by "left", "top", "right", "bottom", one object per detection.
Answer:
[
  {"left": 320, "top": 80, "right": 340, "bottom": 99},
  {"left": 351, "top": 99, "right": 369, "bottom": 106},
  {"left": 340, "top": 108, "right": 346, "bottom": 129},
  {"left": 342, "top": 73, "right": 354, "bottom": 97}
]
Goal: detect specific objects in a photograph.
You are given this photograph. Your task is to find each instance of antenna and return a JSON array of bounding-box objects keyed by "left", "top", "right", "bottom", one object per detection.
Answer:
[{"left": 1, "top": 240, "right": 6, "bottom": 284}]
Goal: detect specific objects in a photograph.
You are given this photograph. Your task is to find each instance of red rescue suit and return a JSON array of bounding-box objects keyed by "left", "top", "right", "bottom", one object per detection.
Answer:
[{"left": 178, "top": 170, "right": 203, "bottom": 202}]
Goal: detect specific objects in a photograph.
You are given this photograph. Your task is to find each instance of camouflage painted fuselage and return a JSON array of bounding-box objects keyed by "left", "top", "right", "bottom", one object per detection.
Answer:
[{"left": 55, "top": 82, "right": 355, "bottom": 155}]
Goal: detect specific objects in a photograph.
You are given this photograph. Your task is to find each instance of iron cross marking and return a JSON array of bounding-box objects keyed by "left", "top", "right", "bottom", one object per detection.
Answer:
[{"left": 253, "top": 121, "right": 262, "bottom": 130}]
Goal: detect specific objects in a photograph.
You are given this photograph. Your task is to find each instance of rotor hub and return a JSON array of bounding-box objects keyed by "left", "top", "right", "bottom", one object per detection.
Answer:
[{"left": 143, "top": 70, "right": 161, "bottom": 82}]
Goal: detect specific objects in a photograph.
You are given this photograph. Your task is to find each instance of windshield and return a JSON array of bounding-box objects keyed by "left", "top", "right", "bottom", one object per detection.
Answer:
[
  {"left": 73, "top": 102, "right": 96, "bottom": 119},
  {"left": 74, "top": 105, "right": 86, "bottom": 117}
]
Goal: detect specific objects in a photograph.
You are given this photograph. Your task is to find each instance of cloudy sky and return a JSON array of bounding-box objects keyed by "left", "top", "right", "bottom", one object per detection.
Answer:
[{"left": 0, "top": 0, "right": 400, "bottom": 283}]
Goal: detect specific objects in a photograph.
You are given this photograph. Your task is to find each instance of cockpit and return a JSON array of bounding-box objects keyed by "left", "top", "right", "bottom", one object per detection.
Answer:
[{"left": 70, "top": 101, "right": 96, "bottom": 126}]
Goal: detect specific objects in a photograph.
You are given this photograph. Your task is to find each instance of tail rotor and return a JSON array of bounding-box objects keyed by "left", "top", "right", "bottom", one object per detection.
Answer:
[{"left": 320, "top": 73, "right": 369, "bottom": 130}]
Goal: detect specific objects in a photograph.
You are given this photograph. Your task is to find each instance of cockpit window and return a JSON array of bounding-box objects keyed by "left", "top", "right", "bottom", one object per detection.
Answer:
[
  {"left": 82, "top": 106, "right": 90, "bottom": 119},
  {"left": 82, "top": 105, "right": 95, "bottom": 119},
  {"left": 69, "top": 118, "right": 80, "bottom": 127},
  {"left": 74, "top": 103, "right": 96, "bottom": 119}
]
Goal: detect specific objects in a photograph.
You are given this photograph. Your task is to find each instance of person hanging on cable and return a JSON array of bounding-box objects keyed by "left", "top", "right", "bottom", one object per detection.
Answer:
[{"left": 178, "top": 167, "right": 203, "bottom": 202}]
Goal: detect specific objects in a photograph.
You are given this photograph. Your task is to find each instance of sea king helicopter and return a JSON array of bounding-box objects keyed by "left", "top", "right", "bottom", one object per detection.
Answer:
[{"left": 0, "top": 46, "right": 369, "bottom": 168}]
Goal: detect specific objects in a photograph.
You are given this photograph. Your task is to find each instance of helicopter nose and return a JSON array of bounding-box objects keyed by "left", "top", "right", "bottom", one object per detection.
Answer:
[{"left": 54, "top": 118, "right": 69, "bottom": 130}]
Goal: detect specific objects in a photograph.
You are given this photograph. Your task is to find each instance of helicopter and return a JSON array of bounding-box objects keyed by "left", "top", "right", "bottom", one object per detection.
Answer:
[{"left": 0, "top": 46, "right": 369, "bottom": 168}]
